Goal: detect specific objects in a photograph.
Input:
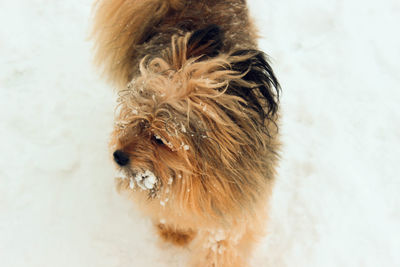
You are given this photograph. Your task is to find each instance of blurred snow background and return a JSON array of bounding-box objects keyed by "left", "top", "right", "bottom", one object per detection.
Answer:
[{"left": 0, "top": 0, "right": 399, "bottom": 266}]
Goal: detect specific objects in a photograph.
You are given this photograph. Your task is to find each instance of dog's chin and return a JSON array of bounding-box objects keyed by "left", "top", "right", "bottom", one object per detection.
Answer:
[{"left": 116, "top": 168, "right": 159, "bottom": 192}]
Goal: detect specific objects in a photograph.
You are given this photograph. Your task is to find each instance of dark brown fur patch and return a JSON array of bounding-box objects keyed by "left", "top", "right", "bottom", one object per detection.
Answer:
[{"left": 156, "top": 224, "right": 196, "bottom": 246}]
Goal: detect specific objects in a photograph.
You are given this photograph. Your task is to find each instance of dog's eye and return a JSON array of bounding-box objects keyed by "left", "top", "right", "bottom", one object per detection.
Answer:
[{"left": 152, "top": 135, "right": 164, "bottom": 145}]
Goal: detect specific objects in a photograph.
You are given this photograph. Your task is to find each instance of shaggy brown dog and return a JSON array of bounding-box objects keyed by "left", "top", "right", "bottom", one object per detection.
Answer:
[{"left": 91, "top": 0, "right": 280, "bottom": 266}]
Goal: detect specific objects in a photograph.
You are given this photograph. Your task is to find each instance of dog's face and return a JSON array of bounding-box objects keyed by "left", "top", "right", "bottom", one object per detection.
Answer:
[{"left": 111, "top": 26, "right": 279, "bottom": 219}]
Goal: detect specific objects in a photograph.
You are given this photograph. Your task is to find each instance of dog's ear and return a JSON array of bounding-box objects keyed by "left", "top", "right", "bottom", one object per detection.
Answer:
[
  {"left": 187, "top": 25, "right": 223, "bottom": 59},
  {"left": 228, "top": 50, "right": 280, "bottom": 122}
]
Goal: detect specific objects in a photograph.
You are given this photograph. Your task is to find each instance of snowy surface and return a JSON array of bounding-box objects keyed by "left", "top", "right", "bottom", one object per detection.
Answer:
[{"left": 1, "top": 0, "right": 399, "bottom": 266}]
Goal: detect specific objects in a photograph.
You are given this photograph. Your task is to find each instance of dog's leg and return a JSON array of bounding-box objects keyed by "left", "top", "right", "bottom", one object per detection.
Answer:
[{"left": 155, "top": 223, "right": 197, "bottom": 247}]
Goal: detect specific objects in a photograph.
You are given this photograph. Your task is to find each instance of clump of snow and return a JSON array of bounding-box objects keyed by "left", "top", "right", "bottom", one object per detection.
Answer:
[
  {"left": 180, "top": 123, "right": 187, "bottom": 133},
  {"left": 167, "top": 177, "right": 173, "bottom": 185},
  {"left": 159, "top": 196, "right": 170, "bottom": 207},
  {"left": 212, "top": 229, "right": 226, "bottom": 242},
  {"left": 166, "top": 141, "right": 174, "bottom": 149},
  {"left": 204, "top": 229, "right": 227, "bottom": 255},
  {"left": 129, "top": 178, "right": 135, "bottom": 189},
  {"left": 134, "top": 170, "right": 158, "bottom": 190},
  {"left": 175, "top": 135, "right": 189, "bottom": 151},
  {"left": 116, "top": 171, "right": 157, "bottom": 191}
]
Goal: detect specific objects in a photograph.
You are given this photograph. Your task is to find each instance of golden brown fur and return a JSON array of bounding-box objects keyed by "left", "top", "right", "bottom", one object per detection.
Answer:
[{"left": 91, "top": 0, "right": 280, "bottom": 266}]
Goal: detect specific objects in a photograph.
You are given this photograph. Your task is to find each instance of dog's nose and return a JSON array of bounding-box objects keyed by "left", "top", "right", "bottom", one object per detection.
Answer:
[{"left": 113, "top": 150, "right": 129, "bottom": 166}]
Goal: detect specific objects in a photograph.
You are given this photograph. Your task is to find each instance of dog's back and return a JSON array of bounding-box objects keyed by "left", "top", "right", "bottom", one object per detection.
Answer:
[{"left": 91, "top": 0, "right": 258, "bottom": 88}]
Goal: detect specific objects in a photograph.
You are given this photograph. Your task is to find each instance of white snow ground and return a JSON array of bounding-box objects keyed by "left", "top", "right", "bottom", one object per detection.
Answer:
[{"left": 1, "top": 0, "right": 399, "bottom": 266}]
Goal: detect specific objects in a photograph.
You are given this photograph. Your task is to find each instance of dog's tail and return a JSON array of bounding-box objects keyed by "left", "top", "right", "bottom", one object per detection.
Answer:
[{"left": 91, "top": 0, "right": 185, "bottom": 88}]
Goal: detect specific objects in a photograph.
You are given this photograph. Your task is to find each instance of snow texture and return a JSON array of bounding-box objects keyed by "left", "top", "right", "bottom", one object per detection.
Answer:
[{"left": 1, "top": 0, "right": 400, "bottom": 266}]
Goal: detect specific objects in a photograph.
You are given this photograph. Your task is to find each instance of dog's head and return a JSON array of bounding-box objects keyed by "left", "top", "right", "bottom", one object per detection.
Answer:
[{"left": 112, "top": 26, "right": 280, "bottom": 220}]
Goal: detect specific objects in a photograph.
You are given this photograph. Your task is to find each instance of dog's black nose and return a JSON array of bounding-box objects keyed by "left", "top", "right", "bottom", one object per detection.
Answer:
[{"left": 113, "top": 150, "right": 129, "bottom": 166}]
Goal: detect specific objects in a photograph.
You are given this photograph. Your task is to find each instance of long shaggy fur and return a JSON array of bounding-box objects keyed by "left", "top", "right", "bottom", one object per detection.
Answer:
[{"left": 91, "top": 0, "right": 280, "bottom": 266}]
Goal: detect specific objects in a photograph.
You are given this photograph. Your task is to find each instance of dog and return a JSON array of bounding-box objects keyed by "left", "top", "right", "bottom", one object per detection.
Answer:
[{"left": 91, "top": 0, "right": 280, "bottom": 266}]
